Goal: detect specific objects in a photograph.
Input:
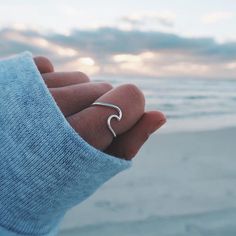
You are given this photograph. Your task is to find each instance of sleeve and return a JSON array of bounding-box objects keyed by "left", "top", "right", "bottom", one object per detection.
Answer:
[{"left": 0, "top": 52, "right": 131, "bottom": 236}]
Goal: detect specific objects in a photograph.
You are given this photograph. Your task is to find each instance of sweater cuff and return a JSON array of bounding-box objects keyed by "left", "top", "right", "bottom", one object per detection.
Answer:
[
  {"left": 0, "top": 52, "right": 131, "bottom": 236},
  {"left": 0, "top": 226, "right": 58, "bottom": 236}
]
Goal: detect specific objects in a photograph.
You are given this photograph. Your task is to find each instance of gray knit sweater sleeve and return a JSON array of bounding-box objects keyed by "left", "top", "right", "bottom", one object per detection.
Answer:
[{"left": 0, "top": 52, "right": 131, "bottom": 236}]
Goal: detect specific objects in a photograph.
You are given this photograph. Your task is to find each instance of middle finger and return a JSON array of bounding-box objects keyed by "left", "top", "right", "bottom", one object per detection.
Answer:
[
  {"left": 50, "top": 82, "right": 113, "bottom": 117},
  {"left": 42, "top": 71, "right": 90, "bottom": 88}
]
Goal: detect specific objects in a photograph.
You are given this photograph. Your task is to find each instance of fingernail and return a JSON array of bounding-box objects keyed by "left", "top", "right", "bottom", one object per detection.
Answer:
[
  {"left": 150, "top": 118, "right": 167, "bottom": 134},
  {"left": 157, "top": 118, "right": 167, "bottom": 128}
]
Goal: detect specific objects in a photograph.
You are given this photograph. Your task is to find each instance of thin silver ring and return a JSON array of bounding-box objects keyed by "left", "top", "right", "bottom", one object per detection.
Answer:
[{"left": 91, "top": 102, "right": 122, "bottom": 138}]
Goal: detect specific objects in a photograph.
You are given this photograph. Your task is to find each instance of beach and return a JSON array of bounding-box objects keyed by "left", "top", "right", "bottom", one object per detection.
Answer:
[
  {"left": 1, "top": 1, "right": 236, "bottom": 234},
  {"left": 58, "top": 126, "right": 236, "bottom": 236}
]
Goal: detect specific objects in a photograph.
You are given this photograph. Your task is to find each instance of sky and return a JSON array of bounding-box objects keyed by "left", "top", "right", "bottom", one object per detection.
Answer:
[{"left": 0, "top": 0, "right": 236, "bottom": 78}]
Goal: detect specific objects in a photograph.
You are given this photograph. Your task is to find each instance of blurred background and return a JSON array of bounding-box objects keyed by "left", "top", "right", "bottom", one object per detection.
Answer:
[{"left": 1, "top": 1, "right": 236, "bottom": 235}]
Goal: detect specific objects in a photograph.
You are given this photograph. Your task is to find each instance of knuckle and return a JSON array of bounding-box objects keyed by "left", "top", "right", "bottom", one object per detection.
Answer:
[
  {"left": 99, "top": 82, "right": 113, "bottom": 91},
  {"left": 123, "top": 146, "right": 138, "bottom": 160},
  {"left": 77, "top": 71, "right": 90, "bottom": 82},
  {"left": 122, "top": 83, "right": 145, "bottom": 107},
  {"left": 35, "top": 56, "right": 54, "bottom": 72},
  {"left": 38, "top": 56, "right": 51, "bottom": 63}
]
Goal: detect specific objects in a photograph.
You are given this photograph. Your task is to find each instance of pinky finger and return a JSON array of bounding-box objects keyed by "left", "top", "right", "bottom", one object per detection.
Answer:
[
  {"left": 34, "top": 56, "right": 54, "bottom": 74},
  {"left": 105, "top": 111, "right": 166, "bottom": 160}
]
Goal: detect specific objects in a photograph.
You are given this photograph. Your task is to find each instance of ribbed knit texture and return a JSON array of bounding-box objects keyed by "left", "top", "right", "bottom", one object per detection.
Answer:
[{"left": 0, "top": 52, "right": 131, "bottom": 236}]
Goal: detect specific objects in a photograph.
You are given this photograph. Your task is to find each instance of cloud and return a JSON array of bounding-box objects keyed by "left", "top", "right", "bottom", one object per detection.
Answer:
[
  {"left": 48, "top": 27, "right": 236, "bottom": 63},
  {"left": 0, "top": 27, "right": 236, "bottom": 78},
  {"left": 202, "top": 11, "right": 234, "bottom": 24},
  {"left": 120, "top": 12, "right": 175, "bottom": 29}
]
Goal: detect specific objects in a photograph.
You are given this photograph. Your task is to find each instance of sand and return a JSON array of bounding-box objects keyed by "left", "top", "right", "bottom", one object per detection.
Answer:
[{"left": 59, "top": 127, "right": 236, "bottom": 236}]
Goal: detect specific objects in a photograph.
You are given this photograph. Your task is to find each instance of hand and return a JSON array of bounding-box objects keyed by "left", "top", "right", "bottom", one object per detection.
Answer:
[{"left": 34, "top": 57, "right": 166, "bottom": 160}]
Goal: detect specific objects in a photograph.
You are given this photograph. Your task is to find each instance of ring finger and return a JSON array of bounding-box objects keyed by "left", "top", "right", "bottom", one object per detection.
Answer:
[{"left": 67, "top": 84, "right": 145, "bottom": 150}]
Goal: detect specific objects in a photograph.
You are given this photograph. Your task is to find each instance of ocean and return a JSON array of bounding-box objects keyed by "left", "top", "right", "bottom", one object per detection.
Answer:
[
  {"left": 59, "top": 77, "right": 236, "bottom": 236},
  {"left": 94, "top": 76, "right": 236, "bottom": 132}
]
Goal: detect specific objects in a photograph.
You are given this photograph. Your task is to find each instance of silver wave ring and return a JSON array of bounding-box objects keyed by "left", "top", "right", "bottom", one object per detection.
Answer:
[{"left": 91, "top": 102, "right": 122, "bottom": 138}]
